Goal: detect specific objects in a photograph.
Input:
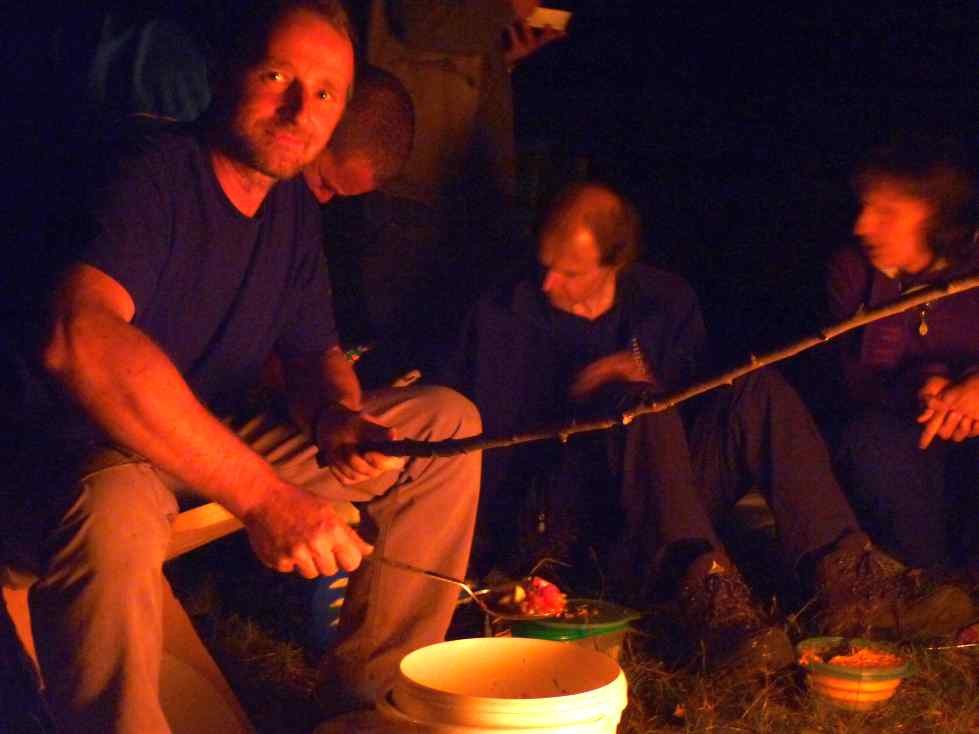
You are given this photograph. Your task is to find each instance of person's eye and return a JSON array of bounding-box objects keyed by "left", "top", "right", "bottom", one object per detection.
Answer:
[
  {"left": 266, "top": 71, "right": 285, "bottom": 82},
  {"left": 317, "top": 89, "right": 334, "bottom": 102}
]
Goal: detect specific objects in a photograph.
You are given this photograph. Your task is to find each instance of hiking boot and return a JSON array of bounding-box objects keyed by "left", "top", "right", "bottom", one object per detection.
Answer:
[
  {"left": 678, "top": 552, "right": 794, "bottom": 672},
  {"left": 812, "top": 532, "right": 976, "bottom": 640}
]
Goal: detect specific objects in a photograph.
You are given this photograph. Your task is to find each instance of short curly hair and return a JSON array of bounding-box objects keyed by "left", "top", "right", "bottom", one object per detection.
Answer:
[
  {"left": 328, "top": 65, "right": 413, "bottom": 185},
  {"left": 854, "top": 135, "right": 978, "bottom": 264}
]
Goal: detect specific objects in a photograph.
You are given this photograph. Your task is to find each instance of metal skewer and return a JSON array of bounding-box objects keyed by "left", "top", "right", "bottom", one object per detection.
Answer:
[{"left": 364, "top": 555, "right": 558, "bottom": 621}]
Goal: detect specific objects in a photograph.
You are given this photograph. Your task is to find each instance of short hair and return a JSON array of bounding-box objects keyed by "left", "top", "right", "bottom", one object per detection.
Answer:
[
  {"left": 328, "top": 65, "right": 413, "bottom": 184},
  {"left": 213, "top": 0, "right": 354, "bottom": 80},
  {"left": 538, "top": 181, "right": 642, "bottom": 267},
  {"left": 854, "top": 135, "right": 978, "bottom": 263}
]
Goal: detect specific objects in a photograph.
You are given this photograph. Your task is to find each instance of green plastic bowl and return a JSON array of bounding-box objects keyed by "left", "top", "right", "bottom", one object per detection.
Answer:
[
  {"left": 796, "top": 637, "right": 912, "bottom": 711},
  {"left": 510, "top": 598, "right": 641, "bottom": 641}
]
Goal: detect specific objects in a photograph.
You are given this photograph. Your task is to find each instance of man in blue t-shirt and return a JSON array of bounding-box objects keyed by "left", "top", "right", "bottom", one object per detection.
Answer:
[{"left": 20, "top": 2, "right": 481, "bottom": 730}]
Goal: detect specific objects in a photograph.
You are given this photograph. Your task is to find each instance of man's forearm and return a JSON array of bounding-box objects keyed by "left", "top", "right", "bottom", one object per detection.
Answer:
[
  {"left": 283, "top": 346, "right": 363, "bottom": 434},
  {"left": 43, "top": 307, "right": 286, "bottom": 517},
  {"left": 321, "top": 346, "right": 362, "bottom": 410}
]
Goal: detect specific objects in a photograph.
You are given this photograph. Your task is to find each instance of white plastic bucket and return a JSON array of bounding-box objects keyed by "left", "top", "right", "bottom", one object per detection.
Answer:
[{"left": 380, "top": 637, "right": 628, "bottom": 733}]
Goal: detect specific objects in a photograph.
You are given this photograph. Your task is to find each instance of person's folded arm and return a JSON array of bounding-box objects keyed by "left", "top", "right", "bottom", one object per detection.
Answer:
[{"left": 40, "top": 263, "right": 371, "bottom": 577}]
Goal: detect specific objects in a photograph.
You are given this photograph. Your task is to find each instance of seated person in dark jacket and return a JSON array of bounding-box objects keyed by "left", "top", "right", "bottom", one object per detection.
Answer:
[
  {"left": 443, "top": 181, "right": 974, "bottom": 671},
  {"left": 827, "top": 136, "right": 979, "bottom": 579}
]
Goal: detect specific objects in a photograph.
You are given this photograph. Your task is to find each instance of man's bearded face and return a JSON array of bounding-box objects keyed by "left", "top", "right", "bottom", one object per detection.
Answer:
[{"left": 225, "top": 8, "right": 354, "bottom": 181}]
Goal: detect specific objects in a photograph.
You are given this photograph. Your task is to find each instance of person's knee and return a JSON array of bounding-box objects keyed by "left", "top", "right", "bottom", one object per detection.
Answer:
[
  {"left": 634, "top": 404, "right": 685, "bottom": 433},
  {"left": 729, "top": 366, "right": 788, "bottom": 403},
  {"left": 839, "top": 409, "right": 919, "bottom": 458},
  {"left": 412, "top": 385, "right": 482, "bottom": 440},
  {"left": 51, "top": 463, "right": 175, "bottom": 576}
]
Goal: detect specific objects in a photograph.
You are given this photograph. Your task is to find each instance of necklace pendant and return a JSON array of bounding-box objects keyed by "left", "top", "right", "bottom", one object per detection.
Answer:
[{"left": 918, "top": 304, "right": 930, "bottom": 336}]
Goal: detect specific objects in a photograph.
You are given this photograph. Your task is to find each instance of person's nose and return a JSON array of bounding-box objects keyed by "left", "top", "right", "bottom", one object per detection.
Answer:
[
  {"left": 854, "top": 206, "right": 873, "bottom": 237},
  {"left": 278, "top": 81, "right": 312, "bottom": 126},
  {"left": 541, "top": 270, "right": 558, "bottom": 292}
]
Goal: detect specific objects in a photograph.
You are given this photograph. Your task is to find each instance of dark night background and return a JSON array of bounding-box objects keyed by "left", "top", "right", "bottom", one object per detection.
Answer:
[
  {"left": 0, "top": 4, "right": 977, "bottom": 728},
  {"left": 1, "top": 1, "right": 977, "bottom": 402}
]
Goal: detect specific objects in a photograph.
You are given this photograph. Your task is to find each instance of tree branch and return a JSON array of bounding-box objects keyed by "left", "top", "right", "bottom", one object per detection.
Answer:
[{"left": 363, "top": 274, "right": 979, "bottom": 458}]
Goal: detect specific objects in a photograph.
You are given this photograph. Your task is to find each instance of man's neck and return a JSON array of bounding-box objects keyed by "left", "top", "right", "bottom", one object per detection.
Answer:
[
  {"left": 210, "top": 148, "right": 276, "bottom": 218},
  {"left": 568, "top": 276, "right": 617, "bottom": 321}
]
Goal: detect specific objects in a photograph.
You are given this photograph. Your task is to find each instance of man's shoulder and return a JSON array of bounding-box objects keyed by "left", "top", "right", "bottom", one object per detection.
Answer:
[
  {"left": 826, "top": 244, "right": 873, "bottom": 292},
  {"left": 460, "top": 277, "right": 547, "bottom": 338},
  {"left": 622, "top": 263, "right": 700, "bottom": 309},
  {"left": 827, "top": 244, "right": 867, "bottom": 271},
  {"left": 100, "top": 116, "right": 204, "bottom": 176}
]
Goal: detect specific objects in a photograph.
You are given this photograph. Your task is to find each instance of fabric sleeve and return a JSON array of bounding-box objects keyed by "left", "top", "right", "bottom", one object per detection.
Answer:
[
  {"left": 824, "top": 246, "right": 892, "bottom": 406},
  {"left": 387, "top": 0, "right": 516, "bottom": 53},
  {"left": 436, "top": 300, "right": 479, "bottom": 395},
  {"left": 79, "top": 148, "right": 172, "bottom": 317},
  {"left": 632, "top": 274, "right": 708, "bottom": 394},
  {"left": 657, "top": 284, "right": 709, "bottom": 391},
  {"left": 825, "top": 246, "right": 868, "bottom": 322},
  {"left": 274, "top": 195, "right": 339, "bottom": 358}
]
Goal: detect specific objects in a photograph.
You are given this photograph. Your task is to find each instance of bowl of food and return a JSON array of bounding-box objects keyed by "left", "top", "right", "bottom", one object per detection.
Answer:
[
  {"left": 797, "top": 637, "right": 911, "bottom": 711},
  {"left": 509, "top": 599, "right": 642, "bottom": 661}
]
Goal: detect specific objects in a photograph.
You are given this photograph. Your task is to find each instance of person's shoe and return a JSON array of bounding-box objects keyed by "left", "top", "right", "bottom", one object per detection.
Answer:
[
  {"left": 812, "top": 532, "right": 976, "bottom": 640},
  {"left": 678, "top": 551, "right": 794, "bottom": 672}
]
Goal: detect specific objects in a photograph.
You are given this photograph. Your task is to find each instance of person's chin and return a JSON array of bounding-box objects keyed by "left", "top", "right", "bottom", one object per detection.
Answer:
[
  {"left": 546, "top": 296, "right": 571, "bottom": 313},
  {"left": 258, "top": 155, "right": 307, "bottom": 181}
]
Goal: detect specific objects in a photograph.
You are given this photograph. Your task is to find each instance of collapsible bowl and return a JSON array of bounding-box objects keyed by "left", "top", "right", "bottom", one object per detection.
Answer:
[{"left": 797, "top": 637, "right": 911, "bottom": 711}]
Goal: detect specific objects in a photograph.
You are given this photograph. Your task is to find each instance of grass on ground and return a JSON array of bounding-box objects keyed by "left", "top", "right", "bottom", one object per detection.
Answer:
[{"left": 166, "top": 534, "right": 979, "bottom": 734}]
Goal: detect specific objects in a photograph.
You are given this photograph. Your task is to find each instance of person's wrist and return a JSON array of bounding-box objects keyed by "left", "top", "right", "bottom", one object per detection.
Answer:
[
  {"left": 313, "top": 400, "right": 360, "bottom": 447},
  {"left": 960, "top": 367, "right": 979, "bottom": 384},
  {"left": 231, "top": 472, "right": 291, "bottom": 521}
]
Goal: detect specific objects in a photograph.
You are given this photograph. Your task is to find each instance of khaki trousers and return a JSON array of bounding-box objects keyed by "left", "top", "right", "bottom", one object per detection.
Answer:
[{"left": 27, "top": 385, "right": 481, "bottom": 733}]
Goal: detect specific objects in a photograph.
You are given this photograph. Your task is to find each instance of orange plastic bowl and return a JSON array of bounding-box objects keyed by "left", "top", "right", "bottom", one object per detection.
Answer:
[{"left": 797, "top": 637, "right": 911, "bottom": 712}]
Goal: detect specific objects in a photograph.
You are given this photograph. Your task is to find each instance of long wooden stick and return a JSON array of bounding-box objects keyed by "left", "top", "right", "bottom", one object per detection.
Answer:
[{"left": 363, "top": 274, "right": 979, "bottom": 458}]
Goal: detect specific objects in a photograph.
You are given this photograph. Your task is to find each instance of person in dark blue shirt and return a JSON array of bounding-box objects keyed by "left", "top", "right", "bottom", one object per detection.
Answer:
[{"left": 8, "top": 2, "right": 481, "bottom": 730}]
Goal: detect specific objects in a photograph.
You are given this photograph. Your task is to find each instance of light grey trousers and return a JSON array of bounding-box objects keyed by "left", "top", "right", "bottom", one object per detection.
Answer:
[{"left": 26, "top": 385, "right": 482, "bottom": 733}]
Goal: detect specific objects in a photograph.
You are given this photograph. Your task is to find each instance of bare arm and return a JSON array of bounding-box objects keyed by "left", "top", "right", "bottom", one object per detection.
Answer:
[
  {"left": 40, "top": 264, "right": 371, "bottom": 576},
  {"left": 282, "top": 345, "right": 363, "bottom": 431},
  {"left": 281, "top": 346, "right": 405, "bottom": 485},
  {"left": 41, "top": 263, "right": 282, "bottom": 516}
]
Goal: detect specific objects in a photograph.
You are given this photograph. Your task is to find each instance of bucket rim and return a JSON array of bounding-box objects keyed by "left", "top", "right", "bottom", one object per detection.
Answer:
[
  {"left": 395, "top": 638, "right": 627, "bottom": 707},
  {"left": 378, "top": 690, "right": 622, "bottom": 732}
]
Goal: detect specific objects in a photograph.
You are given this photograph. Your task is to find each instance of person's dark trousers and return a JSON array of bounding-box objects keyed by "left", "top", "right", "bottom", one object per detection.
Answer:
[
  {"left": 835, "top": 406, "right": 979, "bottom": 569},
  {"left": 608, "top": 398, "right": 719, "bottom": 598},
  {"left": 476, "top": 390, "right": 710, "bottom": 596},
  {"left": 687, "top": 368, "right": 861, "bottom": 572}
]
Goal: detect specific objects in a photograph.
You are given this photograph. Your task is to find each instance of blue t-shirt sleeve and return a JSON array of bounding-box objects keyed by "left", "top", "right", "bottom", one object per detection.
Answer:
[
  {"left": 79, "top": 148, "right": 171, "bottom": 316},
  {"left": 275, "top": 192, "right": 339, "bottom": 358}
]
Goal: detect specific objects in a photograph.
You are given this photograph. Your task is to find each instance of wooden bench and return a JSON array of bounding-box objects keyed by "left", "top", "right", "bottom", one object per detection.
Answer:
[{"left": 1, "top": 498, "right": 359, "bottom": 689}]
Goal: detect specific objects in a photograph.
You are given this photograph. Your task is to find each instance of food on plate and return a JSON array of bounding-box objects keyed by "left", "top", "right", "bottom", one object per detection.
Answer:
[
  {"left": 957, "top": 622, "right": 979, "bottom": 645},
  {"left": 799, "top": 646, "right": 904, "bottom": 669},
  {"left": 493, "top": 576, "right": 566, "bottom": 616}
]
